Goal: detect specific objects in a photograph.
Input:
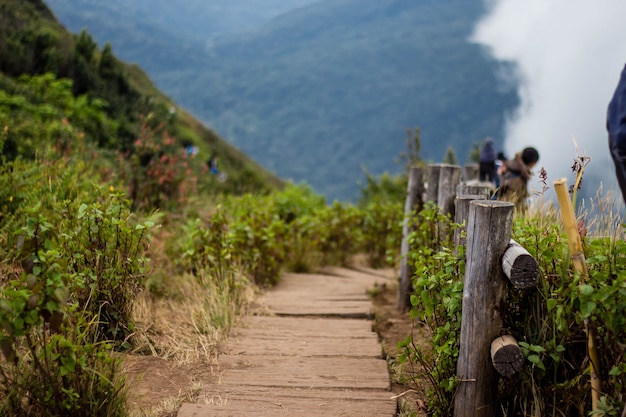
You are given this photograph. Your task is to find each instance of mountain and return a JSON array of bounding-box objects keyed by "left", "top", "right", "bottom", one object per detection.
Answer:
[
  {"left": 46, "top": 0, "right": 519, "bottom": 201},
  {"left": 0, "top": 0, "right": 283, "bottom": 200}
]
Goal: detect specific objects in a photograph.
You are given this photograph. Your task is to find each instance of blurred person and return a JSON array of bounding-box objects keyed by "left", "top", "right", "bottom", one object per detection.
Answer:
[
  {"left": 496, "top": 147, "right": 540, "bottom": 209},
  {"left": 608, "top": 63, "right": 626, "bottom": 205},
  {"left": 479, "top": 137, "right": 497, "bottom": 183}
]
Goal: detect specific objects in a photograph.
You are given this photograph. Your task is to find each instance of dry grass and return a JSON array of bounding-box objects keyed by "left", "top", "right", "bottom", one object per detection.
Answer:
[
  {"left": 123, "top": 268, "right": 257, "bottom": 417},
  {"left": 127, "top": 377, "right": 204, "bottom": 417},
  {"left": 130, "top": 271, "right": 255, "bottom": 363}
]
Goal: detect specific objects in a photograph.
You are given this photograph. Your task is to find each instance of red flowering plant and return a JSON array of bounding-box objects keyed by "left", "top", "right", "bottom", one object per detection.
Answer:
[{"left": 125, "top": 115, "right": 196, "bottom": 211}]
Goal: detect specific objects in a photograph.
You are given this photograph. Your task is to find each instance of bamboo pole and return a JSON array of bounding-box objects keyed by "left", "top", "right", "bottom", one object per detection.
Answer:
[{"left": 553, "top": 178, "right": 601, "bottom": 411}]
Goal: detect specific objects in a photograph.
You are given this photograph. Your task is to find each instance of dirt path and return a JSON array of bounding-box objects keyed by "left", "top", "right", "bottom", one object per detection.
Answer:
[{"left": 177, "top": 266, "right": 398, "bottom": 417}]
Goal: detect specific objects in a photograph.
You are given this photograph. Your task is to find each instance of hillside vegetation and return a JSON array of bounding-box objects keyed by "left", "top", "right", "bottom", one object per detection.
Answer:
[
  {"left": 45, "top": 0, "right": 519, "bottom": 201},
  {"left": 0, "top": 1, "right": 406, "bottom": 415},
  {"left": 0, "top": 0, "right": 284, "bottom": 199}
]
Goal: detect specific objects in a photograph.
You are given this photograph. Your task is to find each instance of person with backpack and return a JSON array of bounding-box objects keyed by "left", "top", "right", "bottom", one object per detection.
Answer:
[{"left": 496, "top": 146, "right": 540, "bottom": 209}]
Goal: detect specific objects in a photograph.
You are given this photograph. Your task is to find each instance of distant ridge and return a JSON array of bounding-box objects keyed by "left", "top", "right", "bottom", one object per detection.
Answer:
[{"left": 46, "top": 0, "right": 519, "bottom": 201}]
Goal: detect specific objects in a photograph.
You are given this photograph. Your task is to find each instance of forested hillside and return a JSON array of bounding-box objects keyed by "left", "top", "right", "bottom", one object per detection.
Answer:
[
  {"left": 46, "top": 0, "right": 519, "bottom": 201},
  {"left": 0, "top": 0, "right": 283, "bottom": 201}
]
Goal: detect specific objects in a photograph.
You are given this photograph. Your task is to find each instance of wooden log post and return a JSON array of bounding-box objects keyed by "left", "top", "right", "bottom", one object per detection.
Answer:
[
  {"left": 437, "top": 164, "right": 462, "bottom": 217},
  {"left": 463, "top": 163, "right": 479, "bottom": 182},
  {"left": 425, "top": 164, "right": 441, "bottom": 203},
  {"left": 456, "top": 183, "right": 494, "bottom": 200},
  {"left": 490, "top": 335, "right": 524, "bottom": 378},
  {"left": 454, "top": 200, "right": 515, "bottom": 417},
  {"left": 453, "top": 194, "right": 486, "bottom": 250},
  {"left": 502, "top": 240, "right": 541, "bottom": 289},
  {"left": 398, "top": 166, "right": 425, "bottom": 312}
]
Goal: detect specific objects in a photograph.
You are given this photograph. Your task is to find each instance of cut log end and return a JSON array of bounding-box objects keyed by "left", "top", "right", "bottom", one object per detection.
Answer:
[
  {"left": 510, "top": 254, "right": 541, "bottom": 289},
  {"left": 491, "top": 335, "right": 524, "bottom": 378},
  {"left": 502, "top": 241, "right": 541, "bottom": 289}
]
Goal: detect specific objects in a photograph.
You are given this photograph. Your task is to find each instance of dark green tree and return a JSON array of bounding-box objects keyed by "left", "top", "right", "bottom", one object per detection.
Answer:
[
  {"left": 467, "top": 140, "right": 481, "bottom": 163},
  {"left": 443, "top": 146, "right": 457, "bottom": 165},
  {"left": 397, "top": 127, "right": 425, "bottom": 171}
]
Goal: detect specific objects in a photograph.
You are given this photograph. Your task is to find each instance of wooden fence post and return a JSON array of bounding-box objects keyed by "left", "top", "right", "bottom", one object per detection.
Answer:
[
  {"left": 454, "top": 200, "right": 514, "bottom": 417},
  {"left": 456, "top": 183, "right": 493, "bottom": 199},
  {"left": 425, "top": 164, "right": 441, "bottom": 203},
  {"left": 398, "top": 166, "right": 425, "bottom": 312},
  {"left": 463, "top": 163, "right": 479, "bottom": 182},
  {"left": 454, "top": 194, "right": 486, "bottom": 250},
  {"left": 437, "top": 164, "right": 462, "bottom": 217}
]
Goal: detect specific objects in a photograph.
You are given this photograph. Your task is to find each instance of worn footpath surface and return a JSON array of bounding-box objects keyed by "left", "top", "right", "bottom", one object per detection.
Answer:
[{"left": 177, "top": 266, "right": 398, "bottom": 417}]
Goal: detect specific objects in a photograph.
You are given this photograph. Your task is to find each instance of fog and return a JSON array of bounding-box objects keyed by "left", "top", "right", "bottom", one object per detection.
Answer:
[{"left": 471, "top": 0, "right": 626, "bottom": 202}]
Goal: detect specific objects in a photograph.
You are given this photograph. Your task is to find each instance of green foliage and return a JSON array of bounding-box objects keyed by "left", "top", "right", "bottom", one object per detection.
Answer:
[
  {"left": 442, "top": 146, "right": 457, "bottom": 165},
  {"left": 0, "top": 307, "right": 127, "bottom": 417},
  {"left": 359, "top": 198, "right": 404, "bottom": 268},
  {"left": 398, "top": 202, "right": 463, "bottom": 417},
  {"left": 498, "top": 213, "right": 626, "bottom": 416},
  {"left": 358, "top": 170, "right": 407, "bottom": 207},
  {"left": 173, "top": 182, "right": 404, "bottom": 288},
  {"left": 396, "top": 127, "right": 425, "bottom": 171},
  {"left": 0, "top": 1, "right": 281, "bottom": 196},
  {"left": 467, "top": 140, "right": 481, "bottom": 163},
  {"left": 0, "top": 156, "right": 147, "bottom": 415},
  {"left": 402, "top": 198, "right": 626, "bottom": 416},
  {"left": 0, "top": 73, "right": 115, "bottom": 159},
  {"left": 225, "top": 194, "right": 287, "bottom": 286}
]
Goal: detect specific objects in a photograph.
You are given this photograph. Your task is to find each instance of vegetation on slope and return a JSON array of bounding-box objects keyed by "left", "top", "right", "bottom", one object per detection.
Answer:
[
  {"left": 0, "top": 1, "right": 405, "bottom": 415},
  {"left": 0, "top": 0, "right": 283, "bottom": 198}
]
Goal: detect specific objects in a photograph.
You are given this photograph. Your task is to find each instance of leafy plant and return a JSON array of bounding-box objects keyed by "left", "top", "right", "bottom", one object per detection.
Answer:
[
  {"left": 402, "top": 188, "right": 626, "bottom": 417},
  {"left": 397, "top": 202, "right": 463, "bottom": 417}
]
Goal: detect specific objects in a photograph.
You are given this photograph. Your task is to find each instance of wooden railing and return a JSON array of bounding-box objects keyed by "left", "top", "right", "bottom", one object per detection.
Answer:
[{"left": 398, "top": 163, "right": 541, "bottom": 417}]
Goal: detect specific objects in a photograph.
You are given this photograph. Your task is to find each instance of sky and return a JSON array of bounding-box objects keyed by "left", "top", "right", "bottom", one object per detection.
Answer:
[{"left": 471, "top": 0, "right": 626, "bottom": 202}]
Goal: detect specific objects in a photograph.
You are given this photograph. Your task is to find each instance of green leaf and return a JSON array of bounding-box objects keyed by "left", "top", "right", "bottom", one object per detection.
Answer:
[
  {"left": 527, "top": 354, "right": 545, "bottom": 371},
  {"left": 54, "top": 287, "right": 69, "bottom": 303},
  {"left": 581, "top": 301, "right": 597, "bottom": 318},
  {"left": 609, "top": 366, "right": 623, "bottom": 376},
  {"left": 580, "top": 284, "right": 594, "bottom": 296},
  {"left": 77, "top": 203, "right": 88, "bottom": 219}
]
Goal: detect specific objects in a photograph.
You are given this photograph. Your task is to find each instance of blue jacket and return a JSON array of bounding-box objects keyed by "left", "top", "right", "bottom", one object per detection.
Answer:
[
  {"left": 608, "top": 63, "right": 626, "bottom": 204},
  {"left": 479, "top": 138, "right": 496, "bottom": 163}
]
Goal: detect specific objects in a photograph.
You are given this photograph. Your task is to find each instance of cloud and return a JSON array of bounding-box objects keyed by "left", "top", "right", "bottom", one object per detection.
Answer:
[{"left": 471, "top": 0, "right": 626, "bottom": 201}]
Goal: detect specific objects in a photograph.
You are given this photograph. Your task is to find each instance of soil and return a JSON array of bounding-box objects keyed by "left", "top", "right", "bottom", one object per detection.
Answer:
[
  {"left": 369, "top": 281, "right": 429, "bottom": 416},
  {"left": 122, "top": 277, "right": 428, "bottom": 417}
]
